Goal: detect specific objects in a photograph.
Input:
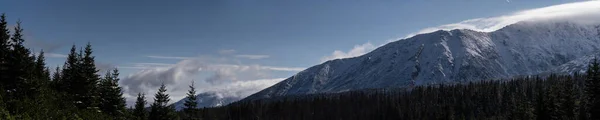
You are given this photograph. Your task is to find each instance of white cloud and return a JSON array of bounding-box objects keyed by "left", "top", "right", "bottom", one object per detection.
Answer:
[
  {"left": 135, "top": 62, "right": 173, "bottom": 66},
  {"left": 202, "top": 78, "right": 285, "bottom": 98},
  {"left": 96, "top": 62, "right": 116, "bottom": 74},
  {"left": 321, "top": 1, "right": 600, "bottom": 63},
  {"left": 46, "top": 53, "right": 68, "bottom": 58},
  {"left": 121, "top": 56, "right": 303, "bottom": 105},
  {"left": 146, "top": 55, "right": 194, "bottom": 60},
  {"left": 235, "top": 54, "right": 270, "bottom": 59},
  {"left": 23, "top": 36, "right": 64, "bottom": 54},
  {"left": 152, "top": 78, "right": 286, "bottom": 107},
  {"left": 259, "top": 66, "right": 305, "bottom": 72},
  {"left": 119, "top": 63, "right": 174, "bottom": 69},
  {"left": 406, "top": 0, "right": 600, "bottom": 38},
  {"left": 33, "top": 52, "right": 67, "bottom": 58},
  {"left": 321, "top": 42, "right": 375, "bottom": 62},
  {"left": 206, "top": 64, "right": 304, "bottom": 72},
  {"left": 150, "top": 53, "right": 271, "bottom": 60}
]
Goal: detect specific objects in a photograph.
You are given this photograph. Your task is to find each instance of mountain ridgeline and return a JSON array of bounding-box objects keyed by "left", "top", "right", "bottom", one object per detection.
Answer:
[
  {"left": 245, "top": 21, "right": 600, "bottom": 101},
  {"left": 172, "top": 91, "right": 240, "bottom": 110}
]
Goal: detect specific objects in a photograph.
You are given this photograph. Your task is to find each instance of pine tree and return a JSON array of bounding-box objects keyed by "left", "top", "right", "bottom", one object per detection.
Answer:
[
  {"left": 79, "top": 43, "right": 100, "bottom": 110},
  {"left": 98, "top": 70, "right": 112, "bottom": 114},
  {"left": 0, "top": 13, "right": 10, "bottom": 92},
  {"left": 58, "top": 45, "right": 85, "bottom": 109},
  {"left": 34, "top": 50, "right": 50, "bottom": 82},
  {"left": 51, "top": 66, "right": 61, "bottom": 86},
  {"left": 183, "top": 81, "right": 199, "bottom": 119},
  {"left": 98, "top": 68, "right": 127, "bottom": 119},
  {"left": 545, "top": 79, "right": 561, "bottom": 119},
  {"left": 534, "top": 79, "right": 549, "bottom": 120},
  {"left": 58, "top": 45, "right": 78, "bottom": 95},
  {"left": 31, "top": 50, "right": 49, "bottom": 93},
  {"left": 0, "top": 14, "right": 9, "bottom": 117},
  {"left": 585, "top": 58, "right": 600, "bottom": 119},
  {"left": 133, "top": 92, "right": 148, "bottom": 120},
  {"left": 560, "top": 77, "right": 577, "bottom": 119},
  {"left": 4, "top": 19, "right": 51, "bottom": 119},
  {"left": 56, "top": 43, "right": 101, "bottom": 110},
  {"left": 149, "top": 83, "right": 177, "bottom": 120},
  {"left": 0, "top": 14, "right": 12, "bottom": 119},
  {"left": 6, "top": 20, "right": 35, "bottom": 99},
  {"left": 109, "top": 69, "right": 127, "bottom": 118}
]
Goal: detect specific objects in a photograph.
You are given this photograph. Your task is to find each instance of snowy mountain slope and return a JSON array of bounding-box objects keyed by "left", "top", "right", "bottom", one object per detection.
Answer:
[
  {"left": 172, "top": 91, "right": 240, "bottom": 110},
  {"left": 547, "top": 52, "right": 600, "bottom": 74},
  {"left": 244, "top": 21, "right": 600, "bottom": 101}
]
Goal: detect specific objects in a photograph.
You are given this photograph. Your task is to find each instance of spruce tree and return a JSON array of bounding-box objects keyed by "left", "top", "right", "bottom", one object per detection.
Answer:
[
  {"left": 98, "top": 70, "right": 112, "bottom": 114},
  {"left": 149, "top": 83, "right": 177, "bottom": 120},
  {"left": 98, "top": 68, "right": 127, "bottom": 119},
  {"left": 545, "top": 79, "right": 561, "bottom": 120},
  {"left": 133, "top": 92, "right": 148, "bottom": 120},
  {"left": 110, "top": 69, "right": 127, "bottom": 118},
  {"left": 79, "top": 43, "right": 100, "bottom": 110},
  {"left": 585, "top": 58, "right": 600, "bottom": 119},
  {"left": 183, "top": 81, "right": 199, "bottom": 119},
  {"left": 7, "top": 20, "right": 36, "bottom": 98},
  {"left": 59, "top": 45, "right": 80, "bottom": 106},
  {"left": 51, "top": 66, "right": 61, "bottom": 87},
  {"left": 561, "top": 77, "right": 577, "bottom": 119},
  {"left": 34, "top": 50, "right": 50, "bottom": 80},
  {"left": 0, "top": 13, "right": 10, "bottom": 91},
  {"left": 0, "top": 15, "right": 11, "bottom": 118},
  {"left": 33, "top": 50, "right": 50, "bottom": 89},
  {"left": 534, "top": 79, "right": 549, "bottom": 120}
]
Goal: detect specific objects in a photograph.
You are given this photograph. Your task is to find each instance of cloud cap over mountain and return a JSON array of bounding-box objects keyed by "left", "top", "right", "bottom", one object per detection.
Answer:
[{"left": 408, "top": 0, "right": 600, "bottom": 38}]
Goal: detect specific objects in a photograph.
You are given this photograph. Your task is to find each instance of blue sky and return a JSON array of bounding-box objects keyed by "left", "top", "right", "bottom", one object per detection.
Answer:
[{"left": 0, "top": 0, "right": 580, "bottom": 105}]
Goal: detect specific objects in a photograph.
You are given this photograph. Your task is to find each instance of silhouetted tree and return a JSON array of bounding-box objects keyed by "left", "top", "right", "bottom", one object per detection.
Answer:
[
  {"left": 98, "top": 68, "right": 127, "bottom": 119},
  {"left": 133, "top": 92, "right": 148, "bottom": 120},
  {"left": 149, "top": 83, "right": 177, "bottom": 120},
  {"left": 586, "top": 58, "right": 600, "bottom": 119},
  {"left": 6, "top": 20, "right": 35, "bottom": 98},
  {"left": 183, "top": 81, "right": 199, "bottom": 119},
  {"left": 0, "top": 13, "right": 10, "bottom": 92},
  {"left": 79, "top": 43, "right": 100, "bottom": 110}
]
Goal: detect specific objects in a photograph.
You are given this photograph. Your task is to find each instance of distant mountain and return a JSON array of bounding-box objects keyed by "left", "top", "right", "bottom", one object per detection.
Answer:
[
  {"left": 547, "top": 52, "right": 600, "bottom": 74},
  {"left": 244, "top": 21, "right": 600, "bottom": 101},
  {"left": 172, "top": 91, "right": 240, "bottom": 110}
]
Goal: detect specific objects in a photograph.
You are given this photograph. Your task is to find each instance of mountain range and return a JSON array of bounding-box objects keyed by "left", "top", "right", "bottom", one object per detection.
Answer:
[{"left": 174, "top": 20, "right": 600, "bottom": 107}]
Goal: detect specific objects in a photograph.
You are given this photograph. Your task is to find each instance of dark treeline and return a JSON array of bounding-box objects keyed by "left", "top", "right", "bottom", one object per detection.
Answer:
[
  {"left": 197, "top": 62, "right": 600, "bottom": 120},
  {"left": 0, "top": 13, "right": 202, "bottom": 120},
  {"left": 0, "top": 13, "right": 130, "bottom": 119}
]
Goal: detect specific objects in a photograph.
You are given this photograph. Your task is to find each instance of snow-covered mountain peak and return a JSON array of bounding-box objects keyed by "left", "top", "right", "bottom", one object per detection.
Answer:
[{"left": 244, "top": 21, "right": 600, "bottom": 101}]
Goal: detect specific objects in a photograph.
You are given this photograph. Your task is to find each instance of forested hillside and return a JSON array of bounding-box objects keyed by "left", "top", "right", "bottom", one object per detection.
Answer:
[{"left": 197, "top": 63, "right": 600, "bottom": 120}]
